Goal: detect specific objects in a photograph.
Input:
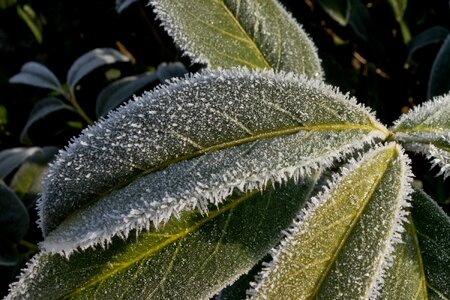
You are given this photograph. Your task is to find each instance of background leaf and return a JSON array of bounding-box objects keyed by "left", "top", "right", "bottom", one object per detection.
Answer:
[
  {"left": 408, "top": 26, "right": 449, "bottom": 59},
  {"left": 386, "top": 0, "right": 408, "bottom": 21},
  {"left": 252, "top": 143, "right": 412, "bottom": 299},
  {"left": 316, "top": 0, "right": 348, "bottom": 26},
  {"left": 0, "top": 184, "right": 29, "bottom": 244},
  {"left": 95, "top": 62, "right": 187, "bottom": 117},
  {"left": 7, "top": 177, "right": 319, "bottom": 300},
  {"left": 0, "top": 147, "right": 41, "bottom": 179},
  {"left": 150, "top": 0, "right": 322, "bottom": 77},
  {"left": 379, "top": 189, "right": 450, "bottom": 299},
  {"left": 428, "top": 35, "right": 450, "bottom": 98},
  {"left": 66, "top": 48, "right": 131, "bottom": 90},
  {"left": 20, "top": 97, "right": 75, "bottom": 144},
  {"left": 115, "top": 0, "right": 137, "bottom": 13},
  {"left": 38, "top": 68, "right": 388, "bottom": 238},
  {"left": 16, "top": 4, "right": 44, "bottom": 44},
  {"left": 9, "top": 62, "right": 62, "bottom": 93},
  {"left": 10, "top": 146, "right": 57, "bottom": 201}
]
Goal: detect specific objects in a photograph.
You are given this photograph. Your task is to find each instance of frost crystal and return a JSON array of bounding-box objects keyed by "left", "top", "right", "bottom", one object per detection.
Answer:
[
  {"left": 249, "top": 143, "right": 413, "bottom": 299},
  {"left": 38, "top": 68, "right": 387, "bottom": 237}
]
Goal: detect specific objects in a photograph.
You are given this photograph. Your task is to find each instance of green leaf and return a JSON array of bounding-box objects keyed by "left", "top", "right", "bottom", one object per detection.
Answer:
[
  {"left": 20, "top": 97, "right": 75, "bottom": 144},
  {"left": 10, "top": 146, "right": 57, "bottom": 199},
  {"left": 96, "top": 72, "right": 158, "bottom": 117},
  {"left": 0, "top": 147, "right": 42, "bottom": 179},
  {"left": 38, "top": 69, "right": 388, "bottom": 245},
  {"left": 379, "top": 189, "right": 450, "bottom": 299},
  {"left": 96, "top": 62, "right": 188, "bottom": 117},
  {"left": 66, "top": 48, "right": 131, "bottom": 89},
  {"left": 386, "top": 0, "right": 408, "bottom": 21},
  {"left": 16, "top": 4, "right": 44, "bottom": 44},
  {"left": 392, "top": 93, "right": 450, "bottom": 178},
  {"left": 9, "top": 62, "right": 63, "bottom": 93},
  {"left": 7, "top": 176, "right": 319, "bottom": 300},
  {"left": 115, "top": 0, "right": 137, "bottom": 13},
  {"left": 0, "top": 238, "right": 19, "bottom": 266},
  {"left": 251, "top": 143, "right": 413, "bottom": 299},
  {"left": 408, "top": 26, "right": 449, "bottom": 59},
  {"left": 316, "top": 0, "right": 348, "bottom": 26},
  {"left": 150, "top": 0, "right": 322, "bottom": 78},
  {"left": 428, "top": 35, "right": 450, "bottom": 99},
  {"left": 0, "top": 184, "right": 29, "bottom": 243},
  {"left": 0, "top": 104, "right": 7, "bottom": 125}
]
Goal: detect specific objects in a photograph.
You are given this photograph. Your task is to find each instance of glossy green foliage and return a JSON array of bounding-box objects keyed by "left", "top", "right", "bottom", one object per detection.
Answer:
[
  {"left": 150, "top": 0, "right": 322, "bottom": 78},
  {"left": 6, "top": 177, "right": 318, "bottom": 300}
]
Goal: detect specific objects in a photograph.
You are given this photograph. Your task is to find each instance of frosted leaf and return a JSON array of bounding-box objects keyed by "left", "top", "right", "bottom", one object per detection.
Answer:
[
  {"left": 379, "top": 189, "right": 450, "bottom": 299},
  {"left": 392, "top": 93, "right": 450, "bottom": 178},
  {"left": 150, "top": 0, "right": 322, "bottom": 78},
  {"left": 38, "top": 68, "right": 388, "bottom": 235},
  {"left": 6, "top": 177, "right": 319, "bottom": 300},
  {"left": 42, "top": 128, "right": 378, "bottom": 255},
  {"left": 250, "top": 143, "right": 413, "bottom": 299}
]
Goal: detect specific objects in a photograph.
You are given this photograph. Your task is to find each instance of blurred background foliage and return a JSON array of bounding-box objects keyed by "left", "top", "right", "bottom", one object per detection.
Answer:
[{"left": 0, "top": 0, "right": 449, "bottom": 297}]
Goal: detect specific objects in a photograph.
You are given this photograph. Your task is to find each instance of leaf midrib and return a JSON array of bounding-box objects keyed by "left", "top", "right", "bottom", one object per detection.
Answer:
[
  {"left": 63, "top": 189, "right": 260, "bottom": 298},
  {"left": 310, "top": 148, "right": 394, "bottom": 298},
  {"left": 219, "top": 0, "right": 271, "bottom": 69},
  {"left": 61, "top": 122, "right": 384, "bottom": 227},
  {"left": 409, "top": 215, "right": 429, "bottom": 300}
]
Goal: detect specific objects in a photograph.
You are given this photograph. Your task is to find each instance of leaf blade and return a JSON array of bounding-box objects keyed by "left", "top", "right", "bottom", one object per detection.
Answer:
[
  {"left": 20, "top": 97, "right": 75, "bottom": 144},
  {"left": 66, "top": 48, "right": 131, "bottom": 89},
  {"left": 428, "top": 35, "right": 450, "bottom": 99},
  {"left": 392, "top": 93, "right": 450, "bottom": 178},
  {"left": 7, "top": 176, "right": 319, "bottom": 300},
  {"left": 251, "top": 143, "right": 413, "bottom": 299},
  {"left": 38, "top": 68, "right": 388, "bottom": 237},
  {"left": 150, "top": 0, "right": 322, "bottom": 77},
  {"left": 9, "top": 62, "right": 63, "bottom": 93}
]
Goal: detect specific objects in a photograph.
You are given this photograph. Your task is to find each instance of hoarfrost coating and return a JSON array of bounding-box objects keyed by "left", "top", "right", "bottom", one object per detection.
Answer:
[{"left": 38, "top": 67, "right": 388, "bottom": 236}]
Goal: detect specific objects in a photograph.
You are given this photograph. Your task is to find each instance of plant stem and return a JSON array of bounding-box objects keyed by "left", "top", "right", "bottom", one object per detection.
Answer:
[
  {"left": 19, "top": 240, "right": 39, "bottom": 253},
  {"left": 69, "top": 90, "right": 94, "bottom": 125}
]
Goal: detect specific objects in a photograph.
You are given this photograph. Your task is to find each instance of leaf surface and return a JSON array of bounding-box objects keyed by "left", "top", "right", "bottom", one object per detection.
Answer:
[
  {"left": 20, "top": 97, "right": 75, "bottom": 144},
  {"left": 67, "top": 48, "right": 131, "bottom": 89},
  {"left": 9, "top": 62, "right": 63, "bottom": 93},
  {"left": 0, "top": 184, "right": 29, "bottom": 243},
  {"left": 95, "top": 72, "right": 158, "bottom": 117},
  {"left": 392, "top": 93, "right": 450, "bottom": 178},
  {"left": 387, "top": 0, "right": 407, "bottom": 21},
  {"left": 408, "top": 26, "right": 449, "bottom": 59},
  {"left": 0, "top": 147, "right": 42, "bottom": 179},
  {"left": 428, "top": 35, "right": 450, "bottom": 98},
  {"left": 7, "top": 177, "right": 318, "bottom": 300},
  {"left": 150, "top": 0, "right": 322, "bottom": 78},
  {"left": 251, "top": 143, "right": 413, "bottom": 299},
  {"left": 38, "top": 68, "right": 388, "bottom": 239},
  {"left": 379, "top": 189, "right": 450, "bottom": 299}
]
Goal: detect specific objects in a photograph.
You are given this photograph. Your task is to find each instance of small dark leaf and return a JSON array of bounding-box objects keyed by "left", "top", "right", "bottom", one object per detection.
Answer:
[
  {"left": 408, "top": 26, "right": 449, "bottom": 59},
  {"left": 0, "top": 184, "right": 29, "bottom": 243},
  {"left": 316, "top": 0, "right": 349, "bottom": 26},
  {"left": 428, "top": 35, "right": 450, "bottom": 98},
  {"left": 9, "top": 62, "right": 63, "bottom": 93},
  {"left": 67, "top": 48, "right": 131, "bottom": 89},
  {"left": 156, "top": 62, "right": 188, "bottom": 82},
  {"left": 95, "top": 72, "right": 158, "bottom": 117},
  {"left": 10, "top": 146, "right": 57, "bottom": 199},
  {"left": 0, "top": 238, "right": 19, "bottom": 266},
  {"left": 16, "top": 4, "right": 43, "bottom": 44},
  {"left": 20, "top": 97, "right": 75, "bottom": 144},
  {"left": 347, "top": 0, "right": 371, "bottom": 41},
  {"left": 0, "top": 147, "right": 41, "bottom": 179},
  {"left": 115, "top": 0, "right": 137, "bottom": 13}
]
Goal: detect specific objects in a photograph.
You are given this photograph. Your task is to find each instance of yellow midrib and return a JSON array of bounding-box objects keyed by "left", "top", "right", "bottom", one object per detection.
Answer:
[
  {"left": 64, "top": 190, "right": 259, "bottom": 298},
  {"left": 309, "top": 148, "right": 394, "bottom": 298},
  {"left": 60, "top": 122, "right": 386, "bottom": 227}
]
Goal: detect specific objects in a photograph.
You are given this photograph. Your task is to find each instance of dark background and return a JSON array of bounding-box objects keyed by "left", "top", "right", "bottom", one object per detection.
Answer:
[{"left": 0, "top": 0, "right": 449, "bottom": 297}]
